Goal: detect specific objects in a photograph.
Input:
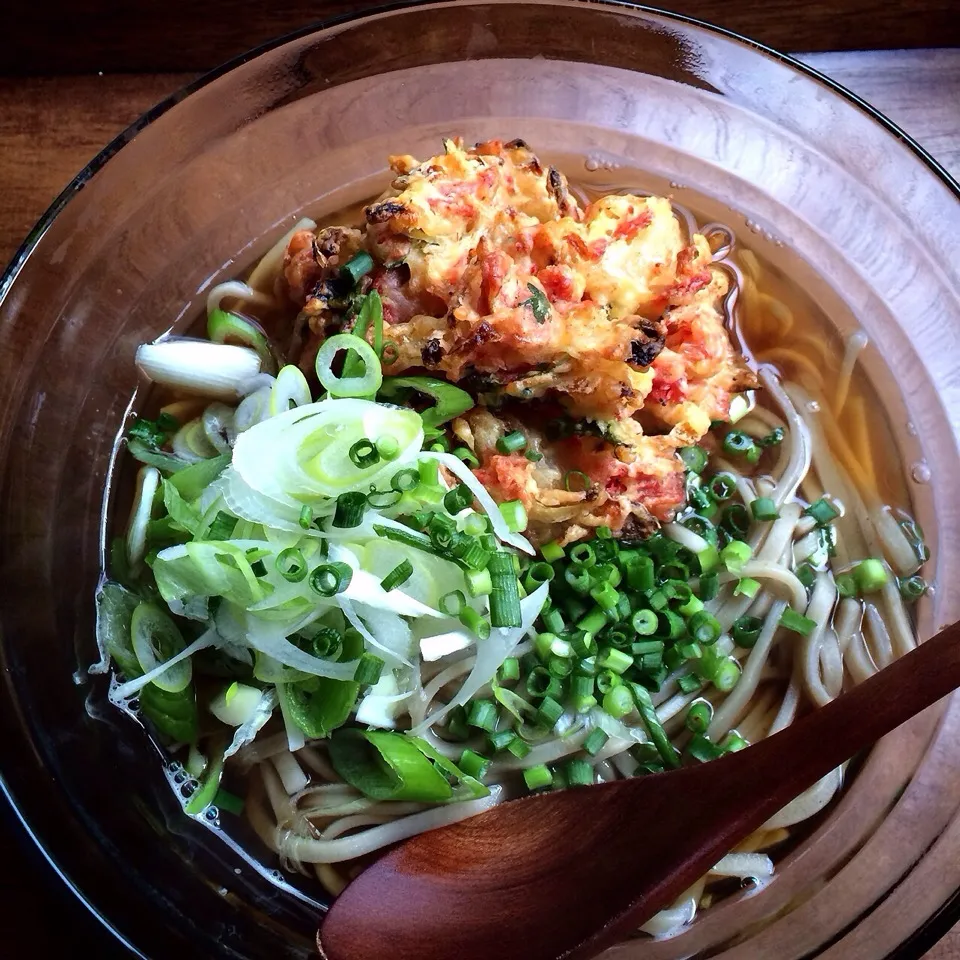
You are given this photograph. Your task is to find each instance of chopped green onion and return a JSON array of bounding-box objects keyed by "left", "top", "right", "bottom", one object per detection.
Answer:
[
  {"left": 367, "top": 488, "right": 403, "bottom": 509},
  {"left": 375, "top": 435, "right": 400, "bottom": 461},
  {"left": 569, "top": 542, "right": 596, "bottom": 568},
  {"left": 779, "top": 607, "right": 817, "bottom": 636},
  {"left": 537, "top": 695, "right": 564, "bottom": 729},
  {"left": 732, "top": 615, "right": 762, "bottom": 648},
  {"left": 689, "top": 486, "right": 717, "bottom": 518},
  {"left": 453, "top": 446, "right": 479, "bottom": 467},
  {"left": 525, "top": 449, "right": 544, "bottom": 462},
  {"left": 656, "top": 610, "right": 686, "bottom": 640},
  {"left": 523, "top": 764, "right": 553, "bottom": 791},
  {"left": 467, "top": 699, "right": 498, "bottom": 732},
  {"left": 688, "top": 610, "right": 721, "bottom": 645},
  {"left": 853, "top": 558, "right": 889, "bottom": 594},
  {"left": 276, "top": 547, "right": 308, "bottom": 583},
  {"left": 805, "top": 497, "right": 840, "bottom": 526},
  {"left": 496, "top": 431, "right": 527, "bottom": 454},
  {"left": 734, "top": 577, "right": 761, "bottom": 598},
  {"left": 713, "top": 657, "right": 741, "bottom": 692},
  {"left": 835, "top": 572, "right": 858, "bottom": 598},
  {"left": 458, "top": 606, "right": 491, "bottom": 640},
  {"left": 391, "top": 467, "right": 420, "bottom": 492},
  {"left": 499, "top": 500, "right": 528, "bottom": 533},
  {"left": 487, "top": 729, "right": 515, "bottom": 752},
  {"left": 721, "top": 731, "right": 749, "bottom": 753},
  {"left": 899, "top": 575, "right": 927, "bottom": 601},
  {"left": 564, "top": 470, "right": 592, "bottom": 493},
  {"left": 687, "top": 733, "right": 724, "bottom": 763},
  {"left": 677, "top": 673, "right": 702, "bottom": 694},
  {"left": 353, "top": 652, "right": 384, "bottom": 685},
  {"left": 597, "top": 648, "right": 633, "bottom": 674},
  {"left": 458, "top": 749, "right": 490, "bottom": 780},
  {"left": 462, "top": 512, "right": 489, "bottom": 536},
  {"left": 590, "top": 581, "right": 620, "bottom": 614},
  {"left": 499, "top": 657, "right": 520, "bottom": 682},
  {"left": 418, "top": 458, "right": 440, "bottom": 487},
  {"left": 333, "top": 491, "right": 367, "bottom": 528},
  {"left": 506, "top": 735, "right": 531, "bottom": 759},
  {"left": 439, "top": 590, "right": 467, "bottom": 617},
  {"left": 751, "top": 497, "right": 779, "bottom": 522},
  {"left": 570, "top": 631, "right": 597, "bottom": 658},
  {"left": 464, "top": 567, "right": 493, "bottom": 597},
  {"left": 603, "top": 684, "right": 633, "bottom": 719},
  {"left": 564, "top": 565, "right": 593, "bottom": 595},
  {"left": 596, "top": 669, "right": 621, "bottom": 695},
  {"left": 796, "top": 562, "right": 816, "bottom": 588},
  {"left": 341, "top": 250, "right": 374, "bottom": 285},
  {"left": 686, "top": 700, "right": 713, "bottom": 734},
  {"left": 760, "top": 427, "right": 784, "bottom": 447},
  {"left": 541, "top": 607, "right": 565, "bottom": 635},
  {"left": 298, "top": 505, "right": 313, "bottom": 529},
  {"left": 708, "top": 473, "right": 737, "bottom": 501},
  {"left": 722, "top": 503, "right": 750, "bottom": 537},
  {"left": 523, "top": 562, "right": 555, "bottom": 592},
  {"left": 595, "top": 562, "right": 621, "bottom": 587},
  {"left": 489, "top": 552, "right": 522, "bottom": 628},
  {"left": 526, "top": 666, "right": 561, "bottom": 699},
  {"left": 647, "top": 589, "right": 668, "bottom": 611},
  {"left": 698, "top": 572, "right": 719, "bottom": 601},
  {"left": 446, "top": 707, "right": 471, "bottom": 741},
  {"left": 577, "top": 606, "right": 608, "bottom": 635},
  {"left": 541, "top": 540, "right": 564, "bottom": 563},
  {"left": 721, "top": 539, "right": 752, "bottom": 573},
  {"left": 583, "top": 728, "right": 609, "bottom": 757},
  {"left": 722, "top": 430, "right": 760, "bottom": 461},
  {"left": 677, "top": 594, "right": 705, "bottom": 618},
  {"left": 443, "top": 483, "right": 473, "bottom": 515},
  {"left": 348, "top": 438, "right": 380, "bottom": 469},
  {"left": 679, "top": 446, "right": 708, "bottom": 474},
  {"left": 309, "top": 562, "right": 354, "bottom": 597},
  {"left": 696, "top": 543, "right": 721, "bottom": 575},
  {"left": 565, "top": 759, "right": 593, "bottom": 786}
]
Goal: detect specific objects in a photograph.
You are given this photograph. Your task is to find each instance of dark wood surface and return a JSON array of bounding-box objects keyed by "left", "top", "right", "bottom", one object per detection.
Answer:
[
  {"left": 0, "top": 37, "right": 958, "bottom": 960},
  {"left": 2, "top": 0, "right": 959, "bottom": 73}
]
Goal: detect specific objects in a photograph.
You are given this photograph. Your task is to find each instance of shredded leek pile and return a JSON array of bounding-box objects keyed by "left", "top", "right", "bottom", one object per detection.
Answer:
[{"left": 98, "top": 289, "right": 551, "bottom": 815}]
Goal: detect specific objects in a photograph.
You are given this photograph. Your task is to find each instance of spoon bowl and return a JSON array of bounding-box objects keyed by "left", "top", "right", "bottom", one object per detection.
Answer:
[{"left": 319, "top": 620, "right": 960, "bottom": 960}]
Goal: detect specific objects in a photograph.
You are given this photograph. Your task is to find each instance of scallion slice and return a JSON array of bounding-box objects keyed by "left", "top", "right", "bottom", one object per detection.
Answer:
[
  {"left": 353, "top": 652, "right": 385, "bottom": 685},
  {"left": 380, "top": 560, "right": 414, "bottom": 592},
  {"left": 275, "top": 547, "right": 308, "bottom": 583},
  {"left": 315, "top": 332, "right": 383, "bottom": 398},
  {"left": 333, "top": 491, "right": 367, "bottom": 528},
  {"left": 779, "top": 607, "right": 817, "bottom": 636},
  {"left": 496, "top": 431, "right": 527, "bottom": 454},
  {"left": 805, "top": 497, "right": 840, "bottom": 526},
  {"left": 348, "top": 438, "right": 381, "bottom": 469},
  {"left": 309, "top": 562, "right": 353, "bottom": 597},
  {"left": 489, "top": 552, "right": 522, "bottom": 628}
]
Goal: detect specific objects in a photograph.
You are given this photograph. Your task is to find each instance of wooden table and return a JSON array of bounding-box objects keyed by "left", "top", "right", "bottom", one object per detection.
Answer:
[{"left": 1, "top": 45, "right": 958, "bottom": 960}]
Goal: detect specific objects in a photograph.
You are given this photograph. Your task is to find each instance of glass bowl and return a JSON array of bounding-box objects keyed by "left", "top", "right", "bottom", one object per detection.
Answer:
[{"left": 1, "top": 2, "right": 959, "bottom": 958}]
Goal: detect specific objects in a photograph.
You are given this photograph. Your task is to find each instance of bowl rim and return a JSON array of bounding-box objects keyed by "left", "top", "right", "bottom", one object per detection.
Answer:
[{"left": 2, "top": 2, "right": 959, "bottom": 957}]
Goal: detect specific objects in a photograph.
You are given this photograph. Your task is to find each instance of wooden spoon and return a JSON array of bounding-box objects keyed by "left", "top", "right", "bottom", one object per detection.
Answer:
[{"left": 318, "top": 619, "right": 959, "bottom": 960}]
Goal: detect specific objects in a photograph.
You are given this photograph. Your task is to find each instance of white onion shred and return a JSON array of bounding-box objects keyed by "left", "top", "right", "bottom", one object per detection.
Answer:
[{"left": 409, "top": 582, "right": 548, "bottom": 734}]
